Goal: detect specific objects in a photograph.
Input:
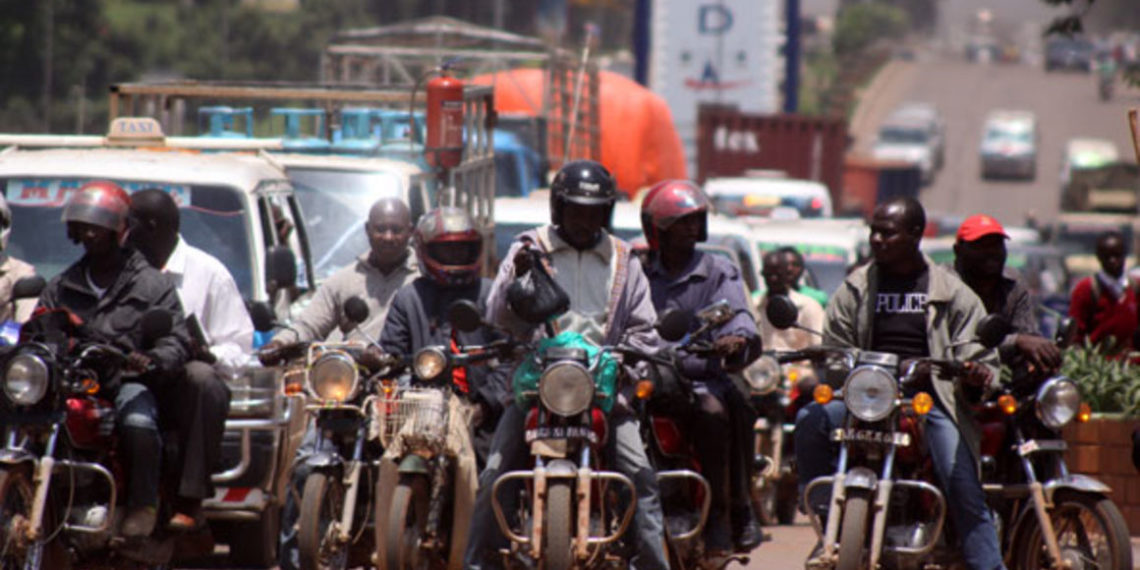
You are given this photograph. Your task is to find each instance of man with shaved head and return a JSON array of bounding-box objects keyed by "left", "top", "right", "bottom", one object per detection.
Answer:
[
  {"left": 129, "top": 188, "right": 250, "bottom": 531},
  {"left": 792, "top": 197, "right": 1005, "bottom": 570},
  {"left": 259, "top": 196, "right": 418, "bottom": 570}
]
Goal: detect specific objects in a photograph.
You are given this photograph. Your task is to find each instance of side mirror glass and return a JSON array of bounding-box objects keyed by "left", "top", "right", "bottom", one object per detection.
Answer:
[
  {"left": 448, "top": 300, "right": 483, "bottom": 333},
  {"left": 1057, "top": 317, "right": 1076, "bottom": 348},
  {"left": 656, "top": 308, "right": 693, "bottom": 342},
  {"left": 139, "top": 309, "right": 173, "bottom": 348},
  {"left": 249, "top": 301, "right": 277, "bottom": 333},
  {"left": 11, "top": 276, "right": 45, "bottom": 300},
  {"left": 766, "top": 295, "right": 799, "bottom": 330},
  {"left": 975, "top": 314, "right": 1010, "bottom": 350},
  {"left": 696, "top": 300, "right": 733, "bottom": 328},
  {"left": 265, "top": 245, "right": 297, "bottom": 295},
  {"left": 344, "top": 296, "right": 370, "bottom": 325}
]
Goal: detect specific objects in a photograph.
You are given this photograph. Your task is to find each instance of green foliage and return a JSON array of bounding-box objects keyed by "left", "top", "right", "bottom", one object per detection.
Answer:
[
  {"left": 1061, "top": 341, "right": 1140, "bottom": 417},
  {"left": 832, "top": 3, "right": 909, "bottom": 57}
]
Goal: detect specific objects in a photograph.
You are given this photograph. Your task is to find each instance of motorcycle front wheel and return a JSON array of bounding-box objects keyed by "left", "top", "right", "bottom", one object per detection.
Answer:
[
  {"left": 385, "top": 475, "right": 430, "bottom": 570},
  {"left": 298, "top": 472, "right": 349, "bottom": 570},
  {"left": 1014, "top": 492, "right": 1132, "bottom": 570},
  {"left": 544, "top": 480, "right": 574, "bottom": 570},
  {"left": 0, "top": 467, "right": 38, "bottom": 570},
  {"left": 837, "top": 491, "right": 869, "bottom": 570}
]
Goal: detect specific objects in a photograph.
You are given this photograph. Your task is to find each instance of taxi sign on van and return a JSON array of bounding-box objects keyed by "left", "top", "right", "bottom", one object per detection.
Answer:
[{"left": 106, "top": 117, "right": 166, "bottom": 146}]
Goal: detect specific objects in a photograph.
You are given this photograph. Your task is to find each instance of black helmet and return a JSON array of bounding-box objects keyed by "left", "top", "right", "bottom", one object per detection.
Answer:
[{"left": 549, "top": 160, "right": 618, "bottom": 227}]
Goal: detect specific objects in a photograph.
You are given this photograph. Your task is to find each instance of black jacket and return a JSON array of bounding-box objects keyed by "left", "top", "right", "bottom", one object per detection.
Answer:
[
  {"left": 379, "top": 277, "right": 511, "bottom": 418},
  {"left": 38, "top": 248, "right": 192, "bottom": 390}
]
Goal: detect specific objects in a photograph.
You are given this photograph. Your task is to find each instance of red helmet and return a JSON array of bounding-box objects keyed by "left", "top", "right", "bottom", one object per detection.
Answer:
[
  {"left": 640, "top": 180, "right": 709, "bottom": 249},
  {"left": 62, "top": 181, "right": 131, "bottom": 235},
  {"left": 414, "top": 206, "right": 483, "bottom": 287}
]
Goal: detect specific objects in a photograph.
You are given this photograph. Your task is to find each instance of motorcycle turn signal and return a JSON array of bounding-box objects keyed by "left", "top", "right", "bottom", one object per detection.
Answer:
[
  {"left": 912, "top": 392, "right": 934, "bottom": 415},
  {"left": 998, "top": 394, "right": 1018, "bottom": 415},
  {"left": 813, "top": 384, "right": 833, "bottom": 405},
  {"left": 635, "top": 379, "right": 654, "bottom": 399}
]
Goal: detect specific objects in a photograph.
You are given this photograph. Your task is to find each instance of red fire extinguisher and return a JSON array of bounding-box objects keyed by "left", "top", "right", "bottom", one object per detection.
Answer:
[{"left": 425, "top": 70, "right": 464, "bottom": 170}]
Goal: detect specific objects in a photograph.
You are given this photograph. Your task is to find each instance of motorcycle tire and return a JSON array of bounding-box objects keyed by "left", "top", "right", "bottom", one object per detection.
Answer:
[
  {"left": 1013, "top": 492, "right": 1132, "bottom": 570},
  {"left": 298, "top": 472, "right": 348, "bottom": 570},
  {"left": 0, "top": 466, "right": 67, "bottom": 570},
  {"left": 384, "top": 475, "right": 429, "bottom": 570},
  {"left": 544, "top": 481, "right": 574, "bottom": 570},
  {"left": 837, "top": 491, "right": 869, "bottom": 570}
]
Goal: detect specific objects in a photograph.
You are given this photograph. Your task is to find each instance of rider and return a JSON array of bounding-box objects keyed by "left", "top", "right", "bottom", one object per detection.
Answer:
[
  {"left": 758, "top": 249, "right": 827, "bottom": 408},
  {"left": 1069, "top": 230, "right": 1138, "bottom": 355},
  {"left": 374, "top": 206, "right": 509, "bottom": 568},
  {"left": 640, "top": 180, "right": 764, "bottom": 554},
  {"left": 465, "top": 160, "right": 669, "bottom": 570},
  {"left": 37, "top": 181, "right": 193, "bottom": 538},
  {"left": 794, "top": 197, "right": 1003, "bottom": 570},
  {"left": 127, "top": 188, "right": 251, "bottom": 530},
  {"left": 952, "top": 214, "right": 1061, "bottom": 381},
  {"left": 780, "top": 246, "right": 828, "bottom": 308},
  {"left": 0, "top": 194, "right": 36, "bottom": 323},
  {"left": 261, "top": 196, "right": 418, "bottom": 570}
]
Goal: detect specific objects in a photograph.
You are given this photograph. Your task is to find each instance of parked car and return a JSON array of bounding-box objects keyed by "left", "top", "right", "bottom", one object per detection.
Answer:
[
  {"left": 980, "top": 110, "right": 1039, "bottom": 181},
  {"left": 870, "top": 115, "right": 938, "bottom": 185},
  {"left": 704, "top": 175, "right": 833, "bottom": 219},
  {"left": 891, "top": 102, "right": 947, "bottom": 170},
  {"left": 1045, "top": 36, "right": 1095, "bottom": 72}
]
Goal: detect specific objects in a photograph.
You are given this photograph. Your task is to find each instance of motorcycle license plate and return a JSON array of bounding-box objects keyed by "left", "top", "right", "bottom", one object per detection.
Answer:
[
  {"left": 525, "top": 425, "right": 597, "bottom": 444},
  {"left": 832, "top": 428, "right": 911, "bottom": 447}
]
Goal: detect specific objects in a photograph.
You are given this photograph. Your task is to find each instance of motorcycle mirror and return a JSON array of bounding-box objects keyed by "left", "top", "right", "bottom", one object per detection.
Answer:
[
  {"left": 249, "top": 301, "right": 277, "bottom": 333},
  {"left": 975, "top": 314, "right": 1010, "bottom": 350},
  {"left": 1057, "top": 317, "right": 1077, "bottom": 348},
  {"left": 656, "top": 308, "right": 693, "bottom": 342},
  {"left": 10, "top": 276, "right": 45, "bottom": 300},
  {"left": 139, "top": 310, "right": 173, "bottom": 347},
  {"left": 344, "top": 296, "right": 370, "bottom": 325},
  {"left": 696, "top": 300, "right": 733, "bottom": 327},
  {"left": 765, "top": 295, "right": 799, "bottom": 330},
  {"left": 448, "top": 300, "right": 483, "bottom": 333}
]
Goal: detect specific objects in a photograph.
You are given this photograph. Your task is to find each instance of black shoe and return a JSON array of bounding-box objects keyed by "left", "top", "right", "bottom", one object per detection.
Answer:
[{"left": 733, "top": 517, "right": 765, "bottom": 552}]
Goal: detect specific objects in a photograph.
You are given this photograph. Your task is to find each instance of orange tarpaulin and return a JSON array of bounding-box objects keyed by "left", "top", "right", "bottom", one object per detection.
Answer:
[{"left": 470, "top": 69, "right": 687, "bottom": 198}]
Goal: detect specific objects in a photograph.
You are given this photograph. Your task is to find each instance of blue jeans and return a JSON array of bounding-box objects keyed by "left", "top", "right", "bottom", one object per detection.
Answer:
[
  {"left": 464, "top": 404, "right": 668, "bottom": 570},
  {"left": 114, "top": 382, "right": 161, "bottom": 510},
  {"left": 794, "top": 400, "right": 1005, "bottom": 570},
  {"left": 277, "top": 421, "right": 337, "bottom": 570}
]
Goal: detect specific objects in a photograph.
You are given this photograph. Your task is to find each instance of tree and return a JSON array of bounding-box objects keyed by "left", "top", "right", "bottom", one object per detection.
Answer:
[{"left": 832, "top": 2, "right": 909, "bottom": 57}]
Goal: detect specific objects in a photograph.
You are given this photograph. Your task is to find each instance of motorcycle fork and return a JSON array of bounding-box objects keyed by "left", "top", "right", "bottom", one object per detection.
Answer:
[
  {"left": 530, "top": 455, "right": 547, "bottom": 560},
  {"left": 426, "top": 455, "right": 451, "bottom": 542},
  {"left": 867, "top": 443, "right": 897, "bottom": 570},
  {"left": 820, "top": 442, "right": 848, "bottom": 561},
  {"left": 1013, "top": 426, "right": 1065, "bottom": 569},
  {"left": 26, "top": 424, "right": 60, "bottom": 542},
  {"left": 336, "top": 424, "right": 367, "bottom": 544},
  {"left": 575, "top": 446, "right": 591, "bottom": 560}
]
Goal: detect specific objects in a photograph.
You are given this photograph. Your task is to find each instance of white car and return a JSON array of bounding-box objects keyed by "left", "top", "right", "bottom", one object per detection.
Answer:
[
  {"left": 892, "top": 102, "right": 947, "bottom": 170},
  {"left": 703, "top": 176, "right": 833, "bottom": 219},
  {"left": 871, "top": 116, "right": 938, "bottom": 185},
  {"left": 980, "top": 110, "right": 1039, "bottom": 181}
]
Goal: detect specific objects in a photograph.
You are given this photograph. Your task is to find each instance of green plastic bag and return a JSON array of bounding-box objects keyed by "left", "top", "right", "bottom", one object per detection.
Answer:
[{"left": 512, "top": 331, "right": 619, "bottom": 413}]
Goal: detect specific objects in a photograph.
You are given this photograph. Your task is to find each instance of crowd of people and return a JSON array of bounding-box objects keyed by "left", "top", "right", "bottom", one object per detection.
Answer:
[{"left": 2, "top": 158, "right": 1137, "bottom": 569}]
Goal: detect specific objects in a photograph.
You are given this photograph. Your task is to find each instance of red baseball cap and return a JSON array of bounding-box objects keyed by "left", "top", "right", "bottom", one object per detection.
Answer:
[{"left": 956, "top": 214, "right": 1008, "bottom": 242}]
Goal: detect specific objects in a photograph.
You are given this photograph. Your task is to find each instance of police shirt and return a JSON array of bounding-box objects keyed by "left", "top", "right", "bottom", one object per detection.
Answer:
[{"left": 871, "top": 266, "right": 930, "bottom": 360}]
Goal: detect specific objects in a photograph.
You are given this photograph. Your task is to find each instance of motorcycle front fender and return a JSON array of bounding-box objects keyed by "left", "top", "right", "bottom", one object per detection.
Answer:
[
  {"left": 844, "top": 466, "right": 878, "bottom": 491},
  {"left": 397, "top": 454, "right": 430, "bottom": 475},
  {"left": 303, "top": 450, "right": 343, "bottom": 472},
  {"left": 1043, "top": 474, "right": 1112, "bottom": 503}
]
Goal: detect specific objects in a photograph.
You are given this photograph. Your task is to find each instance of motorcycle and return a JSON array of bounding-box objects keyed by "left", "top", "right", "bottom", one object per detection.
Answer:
[
  {"left": 748, "top": 352, "right": 813, "bottom": 527},
  {"left": 0, "top": 288, "right": 195, "bottom": 570},
  {"left": 374, "top": 300, "right": 502, "bottom": 570},
  {"left": 975, "top": 318, "right": 1132, "bottom": 569}
]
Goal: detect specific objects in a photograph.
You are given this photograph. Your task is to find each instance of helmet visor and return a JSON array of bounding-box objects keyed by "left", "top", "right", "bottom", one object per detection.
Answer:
[
  {"left": 61, "top": 201, "right": 126, "bottom": 233},
  {"left": 427, "top": 241, "right": 481, "bottom": 266}
]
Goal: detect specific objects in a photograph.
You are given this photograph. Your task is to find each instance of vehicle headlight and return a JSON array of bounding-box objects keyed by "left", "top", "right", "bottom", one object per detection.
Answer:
[
  {"left": 308, "top": 351, "right": 358, "bottom": 402},
  {"left": 744, "top": 356, "right": 781, "bottom": 395},
  {"left": 1035, "top": 376, "right": 1080, "bottom": 429},
  {"left": 843, "top": 365, "right": 897, "bottom": 422},
  {"left": 4, "top": 353, "right": 49, "bottom": 406},
  {"left": 539, "top": 362, "right": 594, "bottom": 417},
  {"left": 413, "top": 347, "right": 449, "bottom": 381}
]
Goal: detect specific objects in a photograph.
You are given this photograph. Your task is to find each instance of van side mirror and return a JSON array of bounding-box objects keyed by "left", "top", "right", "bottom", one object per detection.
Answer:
[
  {"left": 265, "top": 245, "right": 297, "bottom": 296},
  {"left": 766, "top": 295, "right": 799, "bottom": 330},
  {"left": 11, "top": 276, "right": 45, "bottom": 300},
  {"left": 344, "top": 296, "right": 370, "bottom": 325},
  {"left": 656, "top": 308, "right": 692, "bottom": 342},
  {"left": 448, "top": 300, "right": 484, "bottom": 333}
]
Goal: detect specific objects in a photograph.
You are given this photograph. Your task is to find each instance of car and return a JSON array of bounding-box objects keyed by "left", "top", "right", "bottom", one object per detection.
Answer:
[
  {"left": 892, "top": 102, "right": 947, "bottom": 170},
  {"left": 980, "top": 110, "right": 1039, "bottom": 181},
  {"left": 1060, "top": 138, "right": 1120, "bottom": 195},
  {"left": 1045, "top": 36, "right": 1095, "bottom": 72},
  {"left": 870, "top": 116, "right": 938, "bottom": 185},
  {"left": 703, "top": 176, "right": 833, "bottom": 219},
  {"left": 742, "top": 217, "right": 870, "bottom": 298}
]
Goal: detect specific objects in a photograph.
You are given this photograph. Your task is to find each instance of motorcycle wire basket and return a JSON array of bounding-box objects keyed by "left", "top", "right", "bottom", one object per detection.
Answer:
[{"left": 374, "top": 387, "right": 449, "bottom": 454}]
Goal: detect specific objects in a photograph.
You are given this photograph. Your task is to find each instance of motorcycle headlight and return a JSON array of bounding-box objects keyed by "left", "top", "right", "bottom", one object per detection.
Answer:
[
  {"left": 539, "top": 361, "right": 594, "bottom": 417},
  {"left": 413, "top": 347, "right": 448, "bottom": 381},
  {"left": 1035, "top": 376, "right": 1080, "bottom": 429},
  {"left": 843, "top": 365, "right": 897, "bottom": 422},
  {"left": 4, "top": 353, "right": 49, "bottom": 406},
  {"left": 308, "top": 351, "right": 358, "bottom": 403},
  {"left": 744, "top": 356, "right": 781, "bottom": 395}
]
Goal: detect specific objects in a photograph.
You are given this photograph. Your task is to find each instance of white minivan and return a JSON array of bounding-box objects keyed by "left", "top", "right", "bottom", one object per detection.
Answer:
[{"left": 704, "top": 176, "right": 834, "bottom": 219}]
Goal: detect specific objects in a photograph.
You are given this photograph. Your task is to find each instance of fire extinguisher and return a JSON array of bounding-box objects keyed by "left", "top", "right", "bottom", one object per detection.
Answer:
[{"left": 425, "top": 69, "right": 464, "bottom": 170}]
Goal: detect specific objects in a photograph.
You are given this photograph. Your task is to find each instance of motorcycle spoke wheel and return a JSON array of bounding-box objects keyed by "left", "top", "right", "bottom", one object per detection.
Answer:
[
  {"left": 1017, "top": 494, "right": 1132, "bottom": 570},
  {"left": 0, "top": 468, "right": 36, "bottom": 570},
  {"left": 543, "top": 481, "right": 574, "bottom": 570},
  {"left": 298, "top": 472, "right": 348, "bottom": 570},
  {"left": 385, "top": 476, "right": 430, "bottom": 570},
  {"left": 836, "top": 492, "right": 869, "bottom": 570}
]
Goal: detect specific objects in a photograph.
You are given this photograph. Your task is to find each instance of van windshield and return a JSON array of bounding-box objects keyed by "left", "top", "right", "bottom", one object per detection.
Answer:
[
  {"left": 288, "top": 167, "right": 404, "bottom": 282},
  {"left": 879, "top": 126, "right": 928, "bottom": 145},
  {"left": 2, "top": 178, "right": 254, "bottom": 297}
]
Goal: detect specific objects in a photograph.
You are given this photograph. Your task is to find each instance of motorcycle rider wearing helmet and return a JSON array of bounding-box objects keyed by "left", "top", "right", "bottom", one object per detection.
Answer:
[
  {"left": 0, "top": 194, "right": 37, "bottom": 323},
  {"left": 465, "top": 160, "right": 669, "bottom": 570},
  {"left": 264, "top": 197, "right": 418, "bottom": 570},
  {"left": 794, "top": 197, "right": 1003, "bottom": 570},
  {"left": 36, "top": 181, "right": 193, "bottom": 538},
  {"left": 640, "top": 180, "right": 764, "bottom": 554},
  {"left": 373, "top": 206, "right": 510, "bottom": 568}
]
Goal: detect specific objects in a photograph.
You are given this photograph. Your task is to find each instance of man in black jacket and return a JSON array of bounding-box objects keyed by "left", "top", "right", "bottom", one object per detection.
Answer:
[{"left": 37, "top": 181, "right": 192, "bottom": 538}]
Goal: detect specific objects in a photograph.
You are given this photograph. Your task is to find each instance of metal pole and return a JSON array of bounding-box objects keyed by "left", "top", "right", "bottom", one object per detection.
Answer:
[
  {"left": 783, "top": 0, "right": 801, "bottom": 113},
  {"left": 563, "top": 25, "right": 596, "bottom": 164}
]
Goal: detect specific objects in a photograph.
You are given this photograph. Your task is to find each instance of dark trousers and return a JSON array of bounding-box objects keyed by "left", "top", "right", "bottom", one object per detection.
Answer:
[
  {"left": 688, "top": 380, "right": 758, "bottom": 549},
  {"left": 158, "top": 361, "right": 231, "bottom": 501},
  {"left": 114, "top": 382, "right": 162, "bottom": 509}
]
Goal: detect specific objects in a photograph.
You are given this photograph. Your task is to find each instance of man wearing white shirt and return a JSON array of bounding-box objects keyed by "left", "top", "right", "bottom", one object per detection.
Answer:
[{"left": 129, "top": 189, "right": 251, "bottom": 530}]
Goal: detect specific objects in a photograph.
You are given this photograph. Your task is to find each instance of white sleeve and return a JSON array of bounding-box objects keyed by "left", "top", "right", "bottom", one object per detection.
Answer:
[{"left": 202, "top": 263, "right": 255, "bottom": 374}]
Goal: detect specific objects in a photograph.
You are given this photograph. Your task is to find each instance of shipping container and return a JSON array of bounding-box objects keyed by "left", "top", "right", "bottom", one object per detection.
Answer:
[
  {"left": 841, "top": 155, "right": 922, "bottom": 219},
  {"left": 696, "top": 105, "right": 848, "bottom": 207}
]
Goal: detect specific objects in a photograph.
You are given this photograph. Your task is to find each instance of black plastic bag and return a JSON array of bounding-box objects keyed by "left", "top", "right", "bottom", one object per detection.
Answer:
[{"left": 506, "top": 248, "right": 570, "bottom": 324}]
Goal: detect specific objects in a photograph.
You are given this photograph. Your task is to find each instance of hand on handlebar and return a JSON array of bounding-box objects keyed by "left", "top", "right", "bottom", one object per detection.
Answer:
[
  {"left": 960, "top": 361, "right": 993, "bottom": 390},
  {"left": 258, "top": 340, "right": 294, "bottom": 367},
  {"left": 126, "top": 351, "right": 153, "bottom": 374},
  {"left": 1015, "top": 334, "right": 1062, "bottom": 375},
  {"left": 712, "top": 334, "right": 747, "bottom": 357}
]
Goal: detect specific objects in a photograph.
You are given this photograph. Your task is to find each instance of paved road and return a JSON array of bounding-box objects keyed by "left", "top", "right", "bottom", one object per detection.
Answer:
[{"left": 851, "top": 55, "right": 1138, "bottom": 228}]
